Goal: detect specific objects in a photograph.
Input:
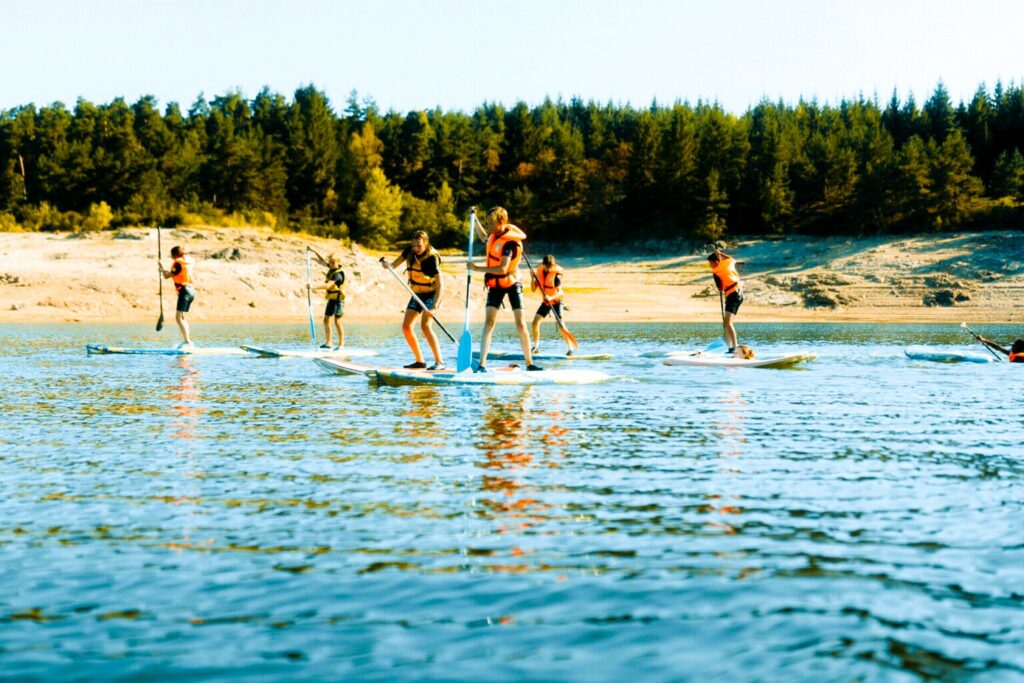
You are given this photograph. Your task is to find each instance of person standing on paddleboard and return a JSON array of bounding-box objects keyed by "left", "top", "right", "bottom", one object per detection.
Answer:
[
  {"left": 530, "top": 254, "right": 572, "bottom": 356},
  {"left": 308, "top": 249, "right": 346, "bottom": 349},
  {"left": 708, "top": 247, "right": 744, "bottom": 355},
  {"left": 470, "top": 206, "right": 542, "bottom": 372},
  {"left": 381, "top": 230, "right": 446, "bottom": 370},
  {"left": 160, "top": 245, "right": 195, "bottom": 349}
]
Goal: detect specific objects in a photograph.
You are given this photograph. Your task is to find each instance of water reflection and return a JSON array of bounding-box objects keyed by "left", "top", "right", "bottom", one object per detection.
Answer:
[
  {"left": 703, "top": 387, "right": 746, "bottom": 534},
  {"left": 166, "top": 356, "right": 204, "bottom": 552}
]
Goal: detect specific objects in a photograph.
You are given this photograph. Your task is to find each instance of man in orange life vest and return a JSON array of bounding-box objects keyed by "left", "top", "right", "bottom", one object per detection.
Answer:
[
  {"left": 707, "top": 247, "right": 743, "bottom": 354},
  {"left": 530, "top": 254, "right": 572, "bottom": 356},
  {"left": 160, "top": 245, "right": 195, "bottom": 348},
  {"left": 976, "top": 335, "right": 1024, "bottom": 362},
  {"left": 469, "top": 206, "right": 542, "bottom": 372}
]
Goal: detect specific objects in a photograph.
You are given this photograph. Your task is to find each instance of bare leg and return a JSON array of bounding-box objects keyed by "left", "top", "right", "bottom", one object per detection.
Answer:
[
  {"left": 478, "top": 306, "right": 499, "bottom": 367},
  {"left": 420, "top": 312, "right": 443, "bottom": 365},
  {"left": 723, "top": 311, "right": 738, "bottom": 350},
  {"left": 334, "top": 318, "right": 344, "bottom": 347},
  {"left": 530, "top": 314, "right": 543, "bottom": 350},
  {"left": 322, "top": 316, "right": 333, "bottom": 346},
  {"left": 401, "top": 308, "right": 424, "bottom": 363},
  {"left": 513, "top": 308, "right": 534, "bottom": 365},
  {"left": 176, "top": 311, "right": 191, "bottom": 344}
]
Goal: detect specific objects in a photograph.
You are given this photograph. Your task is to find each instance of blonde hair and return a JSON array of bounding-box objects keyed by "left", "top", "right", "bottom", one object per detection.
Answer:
[
  {"left": 328, "top": 253, "right": 341, "bottom": 265},
  {"left": 411, "top": 230, "right": 429, "bottom": 243},
  {"left": 487, "top": 206, "right": 508, "bottom": 226}
]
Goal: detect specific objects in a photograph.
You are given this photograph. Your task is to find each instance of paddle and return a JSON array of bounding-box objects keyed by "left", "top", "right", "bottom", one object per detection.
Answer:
[
  {"left": 380, "top": 260, "right": 457, "bottom": 343},
  {"left": 456, "top": 208, "right": 475, "bottom": 371},
  {"left": 155, "top": 225, "right": 164, "bottom": 332},
  {"left": 961, "top": 322, "right": 1003, "bottom": 360},
  {"left": 305, "top": 247, "right": 317, "bottom": 346},
  {"left": 471, "top": 212, "right": 579, "bottom": 351}
]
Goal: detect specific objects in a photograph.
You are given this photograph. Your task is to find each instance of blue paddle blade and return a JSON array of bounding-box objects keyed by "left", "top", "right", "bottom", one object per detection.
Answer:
[
  {"left": 457, "top": 329, "right": 473, "bottom": 372},
  {"left": 705, "top": 337, "right": 728, "bottom": 353}
]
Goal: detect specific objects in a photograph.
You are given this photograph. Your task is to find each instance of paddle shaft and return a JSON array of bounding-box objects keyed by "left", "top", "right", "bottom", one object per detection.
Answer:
[
  {"left": 464, "top": 209, "right": 475, "bottom": 331},
  {"left": 156, "top": 226, "right": 164, "bottom": 331},
  {"left": 962, "top": 322, "right": 1004, "bottom": 360},
  {"left": 382, "top": 261, "right": 457, "bottom": 343},
  {"left": 305, "top": 248, "right": 317, "bottom": 345}
]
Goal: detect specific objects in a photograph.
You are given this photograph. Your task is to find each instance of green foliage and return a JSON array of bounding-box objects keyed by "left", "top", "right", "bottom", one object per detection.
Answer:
[
  {"left": 3, "top": 81, "right": 1024, "bottom": 241},
  {"left": 81, "top": 201, "right": 113, "bottom": 231}
]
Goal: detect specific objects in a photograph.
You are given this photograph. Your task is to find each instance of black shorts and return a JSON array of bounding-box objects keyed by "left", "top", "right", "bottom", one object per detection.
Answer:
[
  {"left": 485, "top": 282, "right": 524, "bottom": 310},
  {"left": 175, "top": 285, "right": 195, "bottom": 313},
  {"left": 535, "top": 300, "right": 563, "bottom": 319},
  {"left": 724, "top": 290, "right": 743, "bottom": 315},
  {"left": 324, "top": 299, "right": 344, "bottom": 318},
  {"left": 406, "top": 292, "right": 437, "bottom": 313}
]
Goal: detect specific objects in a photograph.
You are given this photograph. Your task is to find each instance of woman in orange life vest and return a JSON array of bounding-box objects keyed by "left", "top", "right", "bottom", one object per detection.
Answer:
[
  {"left": 468, "top": 206, "right": 542, "bottom": 372},
  {"left": 976, "top": 335, "right": 1024, "bottom": 362},
  {"left": 380, "top": 230, "right": 446, "bottom": 370},
  {"left": 308, "top": 248, "right": 346, "bottom": 349},
  {"left": 707, "top": 247, "right": 744, "bottom": 354},
  {"left": 159, "top": 245, "right": 195, "bottom": 348},
  {"left": 530, "top": 255, "right": 572, "bottom": 356}
]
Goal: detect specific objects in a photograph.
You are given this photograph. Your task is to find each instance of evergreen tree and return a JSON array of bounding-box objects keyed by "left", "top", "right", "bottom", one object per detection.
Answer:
[
  {"left": 928, "top": 129, "right": 983, "bottom": 227},
  {"left": 354, "top": 167, "right": 402, "bottom": 247},
  {"left": 992, "top": 148, "right": 1024, "bottom": 199}
]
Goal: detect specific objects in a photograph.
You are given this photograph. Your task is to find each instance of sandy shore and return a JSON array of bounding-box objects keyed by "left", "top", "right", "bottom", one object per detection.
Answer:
[{"left": 1, "top": 227, "right": 1022, "bottom": 325}]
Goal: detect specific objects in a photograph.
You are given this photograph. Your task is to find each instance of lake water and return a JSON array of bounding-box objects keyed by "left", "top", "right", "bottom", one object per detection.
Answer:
[{"left": 2, "top": 322, "right": 1022, "bottom": 681}]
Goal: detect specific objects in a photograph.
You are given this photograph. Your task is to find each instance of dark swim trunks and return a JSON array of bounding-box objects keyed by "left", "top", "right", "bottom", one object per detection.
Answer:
[
  {"left": 176, "top": 284, "right": 195, "bottom": 313},
  {"left": 324, "top": 300, "right": 344, "bottom": 318},
  {"left": 485, "top": 282, "right": 524, "bottom": 310},
  {"left": 406, "top": 293, "right": 437, "bottom": 313},
  {"left": 724, "top": 290, "right": 743, "bottom": 315},
  {"left": 535, "top": 300, "right": 563, "bottom": 319}
]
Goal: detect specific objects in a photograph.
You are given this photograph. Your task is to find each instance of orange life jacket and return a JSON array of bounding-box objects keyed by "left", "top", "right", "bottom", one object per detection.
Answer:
[
  {"left": 534, "top": 264, "right": 564, "bottom": 303},
  {"left": 407, "top": 246, "right": 441, "bottom": 294},
  {"left": 1009, "top": 352, "right": 1024, "bottom": 363},
  {"left": 485, "top": 225, "right": 525, "bottom": 289},
  {"left": 710, "top": 256, "right": 741, "bottom": 295},
  {"left": 171, "top": 256, "right": 193, "bottom": 291}
]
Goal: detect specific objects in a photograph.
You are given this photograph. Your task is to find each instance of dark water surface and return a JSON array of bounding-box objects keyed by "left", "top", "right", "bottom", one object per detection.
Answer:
[{"left": 2, "top": 322, "right": 1023, "bottom": 681}]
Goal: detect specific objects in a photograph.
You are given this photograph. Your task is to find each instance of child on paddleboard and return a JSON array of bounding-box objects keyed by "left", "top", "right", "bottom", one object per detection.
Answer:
[
  {"left": 380, "top": 230, "right": 446, "bottom": 370},
  {"left": 530, "top": 254, "right": 572, "bottom": 356},
  {"left": 160, "top": 245, "right": 195, "bottom": 348},
  {"left": 308, "top": 249, "right": 345, "bottom": 349},
  {"left": 470, "top": 206, "right": 542, "bottom": 372},
  {"left": 707, "top": 246, "right": 744, "bottom": 355}
]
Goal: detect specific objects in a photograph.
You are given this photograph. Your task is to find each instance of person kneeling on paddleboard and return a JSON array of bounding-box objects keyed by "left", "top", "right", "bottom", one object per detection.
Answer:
[
  {"left": 530, "top": 255, "right": 573, "bottom": 356},
  {"left": 470, "top": 206, "right": 542, "bottom": 372},
  {"left": 308, "top": 249, "right": 346, "bottom": 349},
  {"left": 160, "top": 245, "right": 195, "bottom": 349},
  {"left": 708, "top": 247, "right": 744, "bottom": 355},
  {"left": 381, "top": 230, "right": 446, "bottom": 370}
]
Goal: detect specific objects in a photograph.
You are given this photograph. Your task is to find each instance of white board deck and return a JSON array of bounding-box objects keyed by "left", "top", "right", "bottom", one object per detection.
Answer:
[
  {"left": 904, "top": 345, "right": 993, "bottom": 364},
  {"left": 241, "top": 345, "right": 377, "bottom": 359},
  {"left": 663, "top": 352, "right": 816, "bottom": 368},
  {"left": 86, "top": 344, "right": 247, "bottom": 356}
]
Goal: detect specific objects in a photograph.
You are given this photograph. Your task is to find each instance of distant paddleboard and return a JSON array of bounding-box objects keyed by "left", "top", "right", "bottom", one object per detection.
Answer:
[
  {"left": 904, "top": 345, "right": 993, "bottom": 364},
  {"left": 86, "top": 344, "right": 246, "bottom": 356},
  {"left": 241, "top": 345, "right": 377, "bottom": 359},
  {"left": 663, "top": 351, "right": 816, "bottom": 368}
]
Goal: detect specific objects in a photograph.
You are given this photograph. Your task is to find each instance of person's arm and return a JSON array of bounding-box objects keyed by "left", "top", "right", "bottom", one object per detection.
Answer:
[
  {"left": 473, "top": 217, "right": 489, "bottom": 242},
  {"left": 308, "top": 248, "right": 330, "bottom": 267},
  {"left": 979, "top": 337, "right": 1010, "bottom": 356},
  {"left": 471, "top": 243, "right": 517, "bottom": 275},
  {"left": 531, "top": 269, "right": 540, "bottom": 291},
  {"left": 160, "top": 261, "right": 180, "bottom": 280}
]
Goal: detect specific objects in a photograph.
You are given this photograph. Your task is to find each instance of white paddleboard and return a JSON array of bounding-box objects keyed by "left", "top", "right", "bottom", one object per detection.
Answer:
[
  {"left": 315, "top": 358, "right": 609, "bottom": 386},
  {"left": 663, "top": 351, "right": 816, "bottom": 368},
  {"left": 904, "top": 345, "right": 993, "bottom": 364},
  {"left": 86, "top": 344, "right": 247, "bottom": 356},
  {"left": 242, "top": 345, "right": 377, "bottom": 359},
  {"left": 473, "top": 350, "right": 613, "bottom": 361}
]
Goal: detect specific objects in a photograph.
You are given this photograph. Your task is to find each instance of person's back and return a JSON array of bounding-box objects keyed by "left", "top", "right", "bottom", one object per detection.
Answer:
[{"left": 1010, "top": 339, "right": 1024, "bottom": 363}]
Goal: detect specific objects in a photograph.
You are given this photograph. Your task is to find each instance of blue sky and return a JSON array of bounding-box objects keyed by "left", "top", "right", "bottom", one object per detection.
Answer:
[{"left": 2, "top": 0, "right": 1022, "bottom": 115}]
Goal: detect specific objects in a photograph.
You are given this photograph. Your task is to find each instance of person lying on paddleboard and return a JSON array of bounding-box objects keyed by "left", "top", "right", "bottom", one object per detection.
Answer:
[
  {"left": 381, "top": 230, "right": 446, "bottom": 370},
  {"left": 975, "top": 335, "right": 1024, "bottom": 362},
  {"left": 160, "top": 245, "right": 195, "bottom": 349},
  {"left": 308, "top": 249, "right": 346, "bottom": 349},
  {"left": 469, "top": 206, "right": 542, "bottom": 372},
  {"left": 708, "top": 247, "right": 744, "bottom": 355},
  {"left": 530, "top": 254, "right": 572, "bottom": 356}
]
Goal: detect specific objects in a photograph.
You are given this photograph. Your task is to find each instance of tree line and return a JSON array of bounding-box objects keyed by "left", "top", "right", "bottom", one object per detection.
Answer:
[{"left": 2, "top": 82, "right": 1024, "bottom": 245}]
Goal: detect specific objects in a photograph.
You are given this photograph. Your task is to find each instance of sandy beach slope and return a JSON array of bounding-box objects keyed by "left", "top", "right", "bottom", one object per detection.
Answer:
[{"left": 1, "top": 227, "right": 1022, "bottom": 324}]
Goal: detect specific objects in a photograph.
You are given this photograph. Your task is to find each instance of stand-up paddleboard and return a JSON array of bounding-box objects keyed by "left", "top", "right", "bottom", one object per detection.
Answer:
[
  {"left": 86, "top": 344, "right": 247, "bottom": 356},
  {"left": 904, "top": 345, "right": 993, "bottom": 364},
  {"left": 241, "top": 345, "right": 377, "bottom": 359},
  {"left": 315, "top": 358, "right": 610, "bottom": 386},
  {"left": 663, "top": 351, "right": 815, "bottom": 368},
  {"left": 473, "top": 350, "right": 613, "bottom": 361}
]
